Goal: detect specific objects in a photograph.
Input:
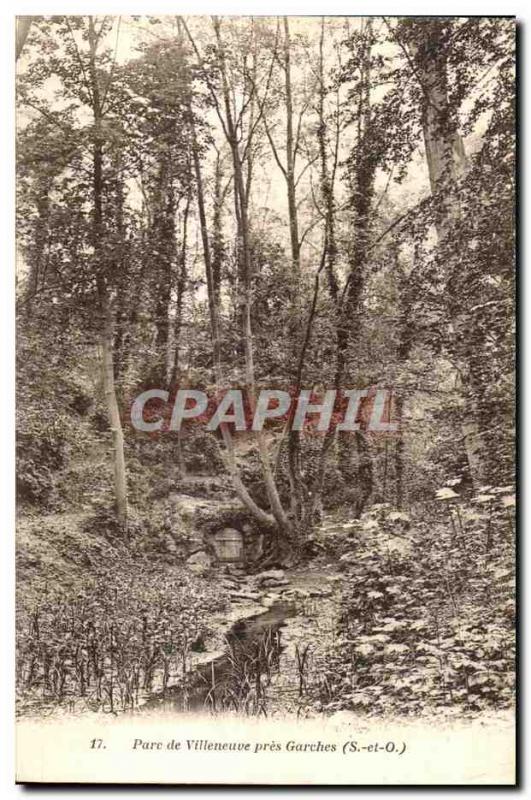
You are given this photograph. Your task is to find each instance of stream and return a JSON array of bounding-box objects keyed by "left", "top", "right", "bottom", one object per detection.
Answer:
[{"left": 144, "top": 601, "right": 297, "bottom": 715}]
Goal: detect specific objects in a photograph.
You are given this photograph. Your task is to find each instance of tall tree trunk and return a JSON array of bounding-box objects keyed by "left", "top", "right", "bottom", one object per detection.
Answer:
[
  {"left": 260, "top": 18, "right": 303, "bottom": 367},
  {"left": 111, "top": 156, "right": 128, "bottom": 386},
  {"left": 212, "top": 150, "right": 225, "bottom": 309},
  {"left": 394, "top": 246, "right": 414, "bottom": 508},
  {"left": 146, "top": 157, "right": 175, "bottom": 386},
  {"left": 88, "top": 16, "right": 127, "bottom": 524},
  {"left": 317, "top": 17, "right": 339, "bottom": 302},
  {"left": 337, "top": 428, "right": 373, "bottom": 516},
  {"left": 212, "top": 17, "right": 292, "bottom": 540},
  {"left": 285, "top": 18, "right": 343, "bottom": 526},
  {"left": 410, "top": 20, "right": 491, "bottom": 487},
  {"left": 99, "top": 288, "right": 128, "bottom": 522},
  {"left": 283, "top": 17, "right": 301, "bottom": 279},
  {"left": 169, "top": 187, "right": 191, "bottom": 390},
  {"left": 310, "top": 20, "right": 375, "bottom": 514},
  {"left": 188, "top": 101, "right": 275, "bottom": 529}
]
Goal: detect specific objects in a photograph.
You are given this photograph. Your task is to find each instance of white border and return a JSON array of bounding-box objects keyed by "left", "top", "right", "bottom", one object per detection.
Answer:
[{"left": 1, "top": 3, "right": 525, "bottom": 798}]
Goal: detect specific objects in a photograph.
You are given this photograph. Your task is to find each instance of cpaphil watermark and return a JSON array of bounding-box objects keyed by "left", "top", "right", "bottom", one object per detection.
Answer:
[{"left": 128, "top": 387, "right": 399, "bottom": 435}]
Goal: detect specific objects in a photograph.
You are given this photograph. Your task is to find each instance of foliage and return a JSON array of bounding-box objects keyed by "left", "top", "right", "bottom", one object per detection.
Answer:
[
  {"left": 16, "top": 564, "right": 229, "bottom": 715},
  {"left": 320, "top": 491, "right": 515, "bottom": 715},
  {"left": 15, "top": 16, "right": 515, "bottom": 721}
]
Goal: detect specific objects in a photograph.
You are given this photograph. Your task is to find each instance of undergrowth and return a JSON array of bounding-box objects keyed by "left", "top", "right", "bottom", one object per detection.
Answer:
[
  {"left": 319, "top": 487, "right": 515, "bottom": 716},
  {"left": 16, "top": 564, "right": 229, "bottom": 716}
]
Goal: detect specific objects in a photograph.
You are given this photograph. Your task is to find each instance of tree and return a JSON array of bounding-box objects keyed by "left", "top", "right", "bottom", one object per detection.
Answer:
[
  {"left": 18, "top": 16, "right": 130, "bottom": 523},
  {"left": 392, "top": 17, "right": 515, "bottom": 487}
]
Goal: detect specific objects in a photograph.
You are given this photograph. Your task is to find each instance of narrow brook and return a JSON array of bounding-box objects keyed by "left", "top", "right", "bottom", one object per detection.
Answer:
[{"left": 144, "top": 601, "right": 297, "bottom": 715}]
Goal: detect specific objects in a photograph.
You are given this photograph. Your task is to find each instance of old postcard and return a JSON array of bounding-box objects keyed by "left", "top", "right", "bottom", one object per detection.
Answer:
[{"left": 15, "top": 14, "right": 516, "bottom": 785}]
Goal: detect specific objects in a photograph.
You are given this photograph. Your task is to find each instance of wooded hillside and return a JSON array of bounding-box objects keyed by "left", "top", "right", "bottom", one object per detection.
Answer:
[{"left": 16, "top": 16, "right": 515, "bottom": 721}]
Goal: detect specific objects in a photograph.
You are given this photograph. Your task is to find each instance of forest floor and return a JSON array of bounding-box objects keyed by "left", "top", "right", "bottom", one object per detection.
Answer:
[
  {"left": 16, "top": 476, "right": 515, "bottom": 726},
  {"left": 16, "top": 505, "right": 345, "bottom": 717}
]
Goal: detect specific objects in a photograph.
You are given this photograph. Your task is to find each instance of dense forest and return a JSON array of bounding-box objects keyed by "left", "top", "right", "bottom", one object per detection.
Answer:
[{"left": 16, "top": 16, "right": 515, "bottom": 720}]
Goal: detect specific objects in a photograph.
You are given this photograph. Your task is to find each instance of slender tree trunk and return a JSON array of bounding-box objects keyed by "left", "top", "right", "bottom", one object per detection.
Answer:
[
  {"left": 337, "top": 428, "right": 373, "bottom": 516},
  {"left": 213, "top": 17, "right": 292, "bottom": 539},
  {"left": 212, "top": 151, "right": 224, "bottom": 309},
  {"left": 189, "top": 104, "right": 275, "bottom": 529},
  {"left": 146, "top": 158, "right": 175, "bottom": 386},
  {"left": 310, "top": 20, "right": 375, "bottom": 514},
  {"left": 394, "top": 246, "right": 413, "bottom": 508},
  {"left": 283, "top": 17, "right": 300, "bottom": 279},
  {"left": 88, "top": 16, "right": 127, "bottom": 524},
  {"left": 99, "top": 288, "right": 128, "bottom": 521},
  {"left": 285, "top": 19, "right": 342, "bottom": 526},
  {"left": 411, "top": 20, "right": 491, "bottom": 487},
  {"left": 394, "top": 395, "right": 405, "bottom": 507},
  {"left": 318, "top": 17, "right": 339, "bottom": 302},
  {"left": 111, "top": 158, "right": 128, "bottom": 386},
  {"left": 284, "top": 17, "right": 341, "bottom": 523},
  {"left": 169, "top": 187, "right": 191, "bottom": 390}
]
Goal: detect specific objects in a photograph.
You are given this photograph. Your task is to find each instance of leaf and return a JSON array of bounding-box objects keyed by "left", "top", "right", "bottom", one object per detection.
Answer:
[
  {"left": 435, "top": 487, "right": 459, "bottom": 500},
  {"left": 355, "top": 643, "right": 375, "bottom": 656},
  {"left": 387, "top": 539, "right": 410, "bottom": 555},
  {"left": 349, "top": 691, "right": 372, "bottom": 705},
  {"left": 387, "top": 511, "right": 410, "bottom": 522},
  {"left": 446, "top": 477, "right": 463, "bottom": 487},
  {"left": 409, "top": 620, "right": 429, "bottom": 631},
  {"left": 473, "top": 494, "right": 495, "bottom": 503},
  {"left": 385, "top": 643, "right": 410, "bottom": 655},
  {"left": 362, "top": 519, "right": 380, "bottom": 531}
]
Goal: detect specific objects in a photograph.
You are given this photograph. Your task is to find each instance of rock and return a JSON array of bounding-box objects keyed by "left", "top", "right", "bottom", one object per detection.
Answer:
[
  {"left": 163, "top": 535, "right": 177, "bottom": 554},
  {"left": 340, "top": 552, "right": 356, "bottom": 562},
  {"left": 307, "top": 586, "right": 333, "bottom": 597},
  {"left": 261, "top": 577, "right": 289, "bottom": 588},
  {"left": 187, "top": 550, "right": 212, "bottom": 567},
  {"left": 230, "top": 591, "right": 261, "bottom": 601},
  {"left": 256, "top": 569, "right": 285, "bottom": 585},
  {"left": 261, "top": 593, "right": 281, "bottom": 608},
  {"left": 220, "top": 578, "right": 239, "bottom": 589},
  {"left": 226, "top": 564, "right": 246, "bottom": 576},
  {"left": 288, "top": 588, "right": 310, "bottom": 598},
  {"left": 186, "top": 550, "right": 212, "bottom": 575}
]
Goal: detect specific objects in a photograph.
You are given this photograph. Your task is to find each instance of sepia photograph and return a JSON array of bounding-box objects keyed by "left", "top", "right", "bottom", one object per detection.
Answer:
[{"left": 14, "top": 12, "right": 516, "bottom": 785}]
